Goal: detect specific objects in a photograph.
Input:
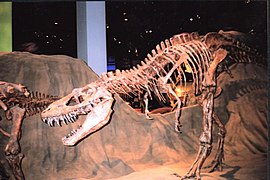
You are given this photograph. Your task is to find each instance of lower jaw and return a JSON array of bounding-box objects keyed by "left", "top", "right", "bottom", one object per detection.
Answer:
[{"left": 62, "top": 127, "right": 87, "bottom": 146}]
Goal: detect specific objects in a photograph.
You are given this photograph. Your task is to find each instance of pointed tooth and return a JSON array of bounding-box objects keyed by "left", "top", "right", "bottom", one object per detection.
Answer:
[
  {"left": 69, "top": 113, "right": 74, "bottom": 118},
  {"left": 47, "top": 117, "right": 52, "bottom": 124},
  {"left": 71, "top": 116, "right": 76, "bottom": 121},
  {"left": 56, "top": 120, "right": 61, "bottom": 126},
  {"left": 64, "top": 114, "right": 69, "bottom": 121},
  {"left": 49, "top": 119, "right": 53, "bottom": 127},
  {"left": 63, "top": 119, "right": 68, "bottom": 125},
  {"left": 69, "top": 118, "right": 75, "bottom": 123},
  {"left": 68, "top": 118, "right": 73, "bottom": 122},
  {"left": 69, "top": 116, "right": 74, "bottom": 122},
  {"left": 67, "top": 114, "right": 72, "bottom": 119},
  {"left": 51, "top": 119, "right": 55, "bottom": 127},
  {"left": 72, "top": 114, "right": 77, "bottom": 119},
  {"left": 43, "top": 117, "right": 47, "bottom": 123}
]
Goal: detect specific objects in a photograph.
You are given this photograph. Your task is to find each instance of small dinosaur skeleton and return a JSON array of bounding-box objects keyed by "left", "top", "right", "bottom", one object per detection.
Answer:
[
  {"left": 41, "top": 31, "right": 263, "bottom": 179},
  {"left": 0, "top": 81, "right": 58, "bottom": 180}
]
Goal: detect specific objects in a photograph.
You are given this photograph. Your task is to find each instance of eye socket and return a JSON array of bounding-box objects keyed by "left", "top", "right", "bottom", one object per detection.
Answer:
[
  {"left": 78, "top": 96, "right": 84, "bottom": 103},
  {"left": 67, "top": 95, "right": 84, "bottom": 106},
  {"left": 67, "top": 98, "right": 77, "bottom": 106}
]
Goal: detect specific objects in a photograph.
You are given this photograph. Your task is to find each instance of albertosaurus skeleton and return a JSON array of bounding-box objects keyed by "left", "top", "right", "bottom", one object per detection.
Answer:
[
  {"left": 41, "top": 31, "right": 263, "bottom": 179},
  {"left": 0, "top": 81, "right": 58, "bottom": 180}
]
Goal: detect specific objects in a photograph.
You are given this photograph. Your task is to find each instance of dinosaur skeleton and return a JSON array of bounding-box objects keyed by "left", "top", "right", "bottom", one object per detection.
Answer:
[
  {"left": 41, "top": 31, "right": 262, "bottom": 179},
  {"left": 0, "top": 81, "right": 58, "bottom": 180}
]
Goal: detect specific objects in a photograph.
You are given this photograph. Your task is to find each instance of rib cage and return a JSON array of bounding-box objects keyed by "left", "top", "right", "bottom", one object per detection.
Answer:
[
  {"left": 99, "top": 31, "right": 263, "bottom": 102},
  {"left": 101, "top": 36, "right": 212, "bottom": 101}
]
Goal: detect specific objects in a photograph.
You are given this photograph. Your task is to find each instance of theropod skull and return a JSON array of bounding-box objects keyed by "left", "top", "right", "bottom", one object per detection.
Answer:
[{"left": 41, "top": 83, "right": 114, "bottom": 146}]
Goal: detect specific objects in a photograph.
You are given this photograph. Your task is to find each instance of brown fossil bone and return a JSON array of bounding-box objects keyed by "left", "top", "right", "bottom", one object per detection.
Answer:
[
  {"left": 0, "top": 81, "right": 29, "bottom": 180},
  {"left": 4, "top": 106, "right": 25, "bottom": 180},
  {"left": 181, "top": 48, "right": 228, "bottom": 179},
  {"left": 41, "top": 30, "right": 263, "bottom": 179},
  {"left": 0, "top": 81, "right": 58, "bottom": 180}
]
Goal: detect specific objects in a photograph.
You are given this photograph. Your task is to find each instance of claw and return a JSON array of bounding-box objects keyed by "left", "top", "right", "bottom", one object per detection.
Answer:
[{"left": 204, "top": 160, "right": 224, "bottom": 173}]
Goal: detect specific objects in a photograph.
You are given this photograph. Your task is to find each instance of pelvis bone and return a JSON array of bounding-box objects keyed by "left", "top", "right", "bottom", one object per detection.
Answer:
[{"left": 41, "top": 84, "right": 114, "bottom": 146}]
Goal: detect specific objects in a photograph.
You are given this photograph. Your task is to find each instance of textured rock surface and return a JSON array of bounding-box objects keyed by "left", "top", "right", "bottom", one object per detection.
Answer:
[{"left": 0, "top": 52, "right": 267, "bottom": 180}]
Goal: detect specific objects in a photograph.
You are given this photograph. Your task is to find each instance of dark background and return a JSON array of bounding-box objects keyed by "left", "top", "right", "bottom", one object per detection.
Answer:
[
  {"left": 12, "top": 1, "right": 267, "bottom": 69},
  {"left": 12, "top": 2, "right": 77, "bottom": 57}
]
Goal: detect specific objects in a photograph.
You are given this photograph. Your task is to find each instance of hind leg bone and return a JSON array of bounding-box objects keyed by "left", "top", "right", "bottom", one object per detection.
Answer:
[{"left": 204, "top": 111, "right": 226, "bottom": 172}]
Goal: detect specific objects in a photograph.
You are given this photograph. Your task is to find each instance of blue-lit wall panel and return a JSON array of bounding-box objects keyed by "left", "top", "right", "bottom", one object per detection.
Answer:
[{"left": 77, "top": 2, "right": 107, "bottom": 76}]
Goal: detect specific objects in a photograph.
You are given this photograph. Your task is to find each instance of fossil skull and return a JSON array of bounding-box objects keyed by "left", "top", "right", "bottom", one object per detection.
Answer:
[{"left": 41, "top": 83, "right": 114, "bottom": 146}]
